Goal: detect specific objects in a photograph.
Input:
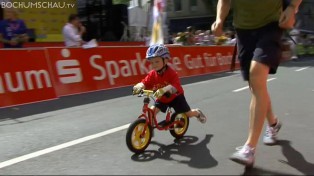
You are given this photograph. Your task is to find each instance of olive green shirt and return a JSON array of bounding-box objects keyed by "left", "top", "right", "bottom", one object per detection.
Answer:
[{"left": 232, "top": 0, "right": 282, "bottom": 29}]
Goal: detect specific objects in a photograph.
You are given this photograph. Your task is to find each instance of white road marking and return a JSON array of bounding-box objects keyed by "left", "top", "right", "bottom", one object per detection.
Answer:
[
  {"left": 184, "top": 73, "right": 239, "bottom": 87},
  {"left": 232, "top": 78, "right": 277, "bottom": 92},
  {"left": 232, "top": 85, "right": 250, "bottom": 92},
  {"left": 0, "top": 124, "right": 130, "bottom": 169},
  {"left": 295, "top": 67, "right": 310, "bottom": 72}
]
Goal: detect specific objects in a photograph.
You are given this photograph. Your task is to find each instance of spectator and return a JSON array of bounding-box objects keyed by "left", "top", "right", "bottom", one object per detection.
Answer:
[
  {"left": 212, "top": 0, "right": 302, "bottom": 167},
  {"left": 0, "top": 8, "right": 28, "bottom": 48},
  {"left": 224, "top": 30, "right": 236, "bottom": 45},
  {"left": 204, "top": 30, "right": 215, "bottom": 45},
  {"left": 167, "top": 33, "right": 176, "bottom": 44},
  {"left": 186, "top": 26, "right": 195, "bottom": 45},
  {"left": 62, "top": 14, "right": 86, "bottom": 47},
  {"left": 197, "top": 32, "right": 205, "bottom": 45},
  {"left": 174, "top": 32, "right": 185, "bottom": 45}
]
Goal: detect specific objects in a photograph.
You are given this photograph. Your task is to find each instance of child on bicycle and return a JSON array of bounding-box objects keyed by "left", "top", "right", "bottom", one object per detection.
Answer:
[{"left": 133, "top": 44, "right": 207, "bottom": 124}]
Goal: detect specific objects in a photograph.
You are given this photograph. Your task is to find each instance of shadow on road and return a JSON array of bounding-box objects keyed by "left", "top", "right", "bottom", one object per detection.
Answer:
[
  {"left": 242, "top": 139, "right": 314, "bottom": 175},
  {"left": 131, "top": 134, "right": 218, "bottom": 169},
  {"left": 276, "top": 139, "right": 314, "bottom": 175},
  {"left": 0, "top": 72, "right": 237, "bottom": 121},
  {"left": 242, "top": 166, "right": 295, "bottom": 176}
]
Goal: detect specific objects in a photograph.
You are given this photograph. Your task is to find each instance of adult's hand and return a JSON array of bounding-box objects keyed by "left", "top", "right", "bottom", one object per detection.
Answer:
[
  {"left": 79, "top": 24, "right": 86, "bottom": 35},
  {"left": 279, "top": 6, "right": 296, "bottom": 29},
  {"left": 211, "top": 20, "right": 224, "bottom": 36}
]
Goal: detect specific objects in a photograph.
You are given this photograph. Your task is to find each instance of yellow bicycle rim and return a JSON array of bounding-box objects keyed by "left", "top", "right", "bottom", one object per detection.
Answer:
[
  {"left": 174, "top": 114, "right": 188, "bottom": 135},
  {"left": 131, "top": 123, "right": 150, "bottom": 150}
]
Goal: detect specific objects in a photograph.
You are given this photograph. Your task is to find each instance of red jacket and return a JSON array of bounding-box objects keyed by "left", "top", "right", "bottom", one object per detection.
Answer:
[{"left": 141, "top": 66, "right": 184, "bottom": 103}]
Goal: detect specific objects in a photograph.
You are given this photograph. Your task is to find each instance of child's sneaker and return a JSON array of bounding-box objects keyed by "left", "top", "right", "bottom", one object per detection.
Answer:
[
  {"left": 196, "top": 108, "right": 207, "bottom": 123},
  {"left": 230, "top": 145, "right": 255, "bottom": 167},
  {"left": 263, "top": 120, "right": 282, "bottom": 145}
]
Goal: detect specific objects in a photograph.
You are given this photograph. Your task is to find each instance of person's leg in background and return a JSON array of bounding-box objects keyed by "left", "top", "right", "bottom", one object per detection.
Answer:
[
  {"left": 266, "top": 99, "right": 277, "bottom": 126},
  {"left": 246, "top": 61, "right": 271, "bottom": 148},
  {"left": 260, "top": 24, "right": 283, "bottom": 145},
  {"left": 230, "top": 23, "right": 283, "bottom": 166},
  {"left": 229, "top": 60, "right": 270, "bottom": 166},
  {"left": 248, "top": 71, "right": 279, "bottom": 146},
  {"left": 229, "top": 28, "right": 258, "bottom": 166},
  {"left": 263, "top": 96, "right": 282, "bottom": 145}
]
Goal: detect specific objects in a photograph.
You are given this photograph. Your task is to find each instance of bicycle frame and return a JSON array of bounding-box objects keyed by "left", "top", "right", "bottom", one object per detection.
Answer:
[{"left": 136, "top": 90, "right": 184, "bottom": 135}]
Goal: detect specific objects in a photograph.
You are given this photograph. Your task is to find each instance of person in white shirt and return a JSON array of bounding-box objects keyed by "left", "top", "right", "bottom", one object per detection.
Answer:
[{"left": 62, "top": 14, "right": 85, "bottom": 47}]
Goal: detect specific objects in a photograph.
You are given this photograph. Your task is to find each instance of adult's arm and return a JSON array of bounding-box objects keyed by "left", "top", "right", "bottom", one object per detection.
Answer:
[
  {"left": 279, "top": 0, "right": 303, "bottom": 29},
  {"left": 216, "top": 0, "right": 231, "bottom": 24},
  {"left": 17, "top": 20, "right": 29, "bottom": 43},
  {"left": 211, "top": 0, "right": 231, "bottom": 36},
  {"left": 63, "top": 25, "right": 82, "bottom": 42},
  {"left": 289, "top": 0, "right": 302, "bottom": 13}
]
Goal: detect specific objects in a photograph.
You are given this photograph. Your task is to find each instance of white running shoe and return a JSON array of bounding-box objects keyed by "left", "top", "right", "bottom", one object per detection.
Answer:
[
  {"left": 230, "top": 145, "right": 255, "bottom": 167},
  {"left": 263, "top": 120, "right": 282, "bottom": 145},
  {"left": 196, "top": 108, "right": 207, "bottom": 123}
]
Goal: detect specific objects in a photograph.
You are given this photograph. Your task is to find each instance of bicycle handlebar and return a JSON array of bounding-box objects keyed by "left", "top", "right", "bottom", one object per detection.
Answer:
[
  {"left": 132, "top": 89, "right": 154, "bottom": 96},
  {"left": 141, "top": 90, "right": 154, "bottom": 95},
  {"left": 133, "top": 89, "right": 171, "bottom": 98}
]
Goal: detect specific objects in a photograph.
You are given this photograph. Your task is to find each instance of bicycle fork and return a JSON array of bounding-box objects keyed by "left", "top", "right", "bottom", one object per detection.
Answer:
[{"left": 138, "top": 97, "right": 152, "bottom": 137}]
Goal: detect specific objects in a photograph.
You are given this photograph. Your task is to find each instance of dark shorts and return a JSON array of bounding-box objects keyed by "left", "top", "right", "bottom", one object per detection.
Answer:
[
  {"left": 155, "top": 94, "right": 191, "bottom": 114},
  {"left": 236, "top": 22, "right": 283, "bottom": 81}
]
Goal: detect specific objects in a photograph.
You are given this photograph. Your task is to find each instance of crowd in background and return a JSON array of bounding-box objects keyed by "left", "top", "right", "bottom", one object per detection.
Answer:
[{"left": 168, "top": 26, "right": 236, "bottom": 46}]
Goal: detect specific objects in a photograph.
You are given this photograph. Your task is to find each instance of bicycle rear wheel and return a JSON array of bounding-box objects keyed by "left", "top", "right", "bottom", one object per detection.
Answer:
[
  {"left": 169, "top": 113, "right": 189, "bottom": 139},
  {"left": 126, "top": 118, "right": 152, "bottom": 154}
]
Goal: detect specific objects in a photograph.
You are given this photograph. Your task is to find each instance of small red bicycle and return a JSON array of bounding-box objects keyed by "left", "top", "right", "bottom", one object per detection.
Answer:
[{"left": 126, "top": 90, "right": 189, "bottom": 154}]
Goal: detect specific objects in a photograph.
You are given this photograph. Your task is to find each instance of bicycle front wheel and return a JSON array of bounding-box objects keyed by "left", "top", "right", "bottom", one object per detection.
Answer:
[{"left": 126, "top": 118, "right": 152, "bottom": 154}]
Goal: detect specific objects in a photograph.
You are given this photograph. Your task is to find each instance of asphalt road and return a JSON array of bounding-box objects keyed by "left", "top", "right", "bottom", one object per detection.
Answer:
[{"left": 0, "top": 58, "right": 313, "bottom": 175}]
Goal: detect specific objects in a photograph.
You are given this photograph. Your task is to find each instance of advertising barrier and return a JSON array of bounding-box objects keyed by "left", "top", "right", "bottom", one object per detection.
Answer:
[
  {"left": 0, "top": 46, "right": 238, "bottom": 107},
  {"left": 46, "top": 46, "right": 238, "bottom": 96},
  {"left": 0, "top": 49, "right": 57, "bottom": 107},
  {"left": 47, "top": 47, "right": 150, "bottom": 96}
]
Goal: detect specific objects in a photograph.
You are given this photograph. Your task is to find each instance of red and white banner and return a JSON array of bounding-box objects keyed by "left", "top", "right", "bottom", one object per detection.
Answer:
[
  {"left": 177, "top": 46, "right": 237, "bottom": 77},
  {"left": 46, "top": 47, "right": 149, "bottom": 96},
  {"left": 46, "top": 46, "right": 238, "bottom": 96},
  {"left": 0, "top": 46, "right": 238, "bottom": 107},
  {"left": 0, "top": 49, "right": 57, "bottom": 107}
]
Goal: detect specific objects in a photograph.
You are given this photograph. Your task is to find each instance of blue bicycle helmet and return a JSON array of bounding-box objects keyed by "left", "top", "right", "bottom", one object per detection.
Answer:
[{"left": 146, "top": 44, "right": 171, "bottom": 60}]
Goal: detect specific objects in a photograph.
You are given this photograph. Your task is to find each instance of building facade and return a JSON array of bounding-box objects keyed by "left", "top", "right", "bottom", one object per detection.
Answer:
[
  {"left": 166, "top": 0, "right": 218, "bottom": 33},
  {"left": 129, "top": 0, "right": 225, "bottom": 33}
]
